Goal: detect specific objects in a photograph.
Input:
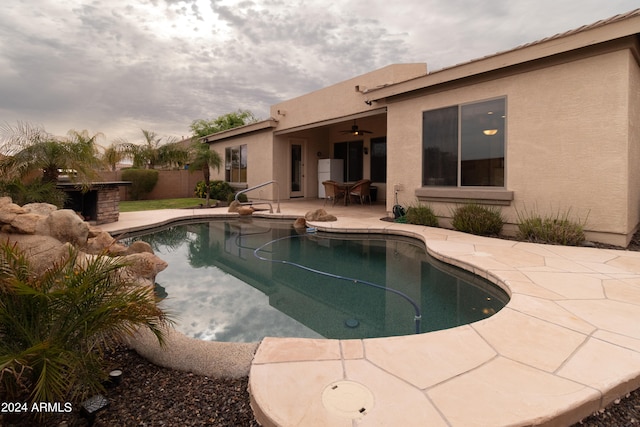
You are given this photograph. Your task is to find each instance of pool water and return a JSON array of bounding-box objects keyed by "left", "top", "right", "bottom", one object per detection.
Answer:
[{"left": 127, "top": 219, "right": 508, "bottom": 342}]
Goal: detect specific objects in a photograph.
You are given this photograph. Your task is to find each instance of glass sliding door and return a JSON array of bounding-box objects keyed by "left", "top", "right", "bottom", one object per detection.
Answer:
[
  {"left": 334, "top": 141, "right": 363, "bottom": 182},
  {"left": 290, "top": 141, "right": 304, "bottom": 198}
]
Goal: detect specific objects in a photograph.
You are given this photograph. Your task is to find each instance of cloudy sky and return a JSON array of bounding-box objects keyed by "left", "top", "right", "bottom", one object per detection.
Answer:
[{"left": 1, "top": 0, "right": 637, "bottom": 143}]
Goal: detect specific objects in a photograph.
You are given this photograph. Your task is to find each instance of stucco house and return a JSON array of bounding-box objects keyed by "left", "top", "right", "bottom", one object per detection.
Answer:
[{"left": 202, "top": 9, "right": 640, "bottom": 247}]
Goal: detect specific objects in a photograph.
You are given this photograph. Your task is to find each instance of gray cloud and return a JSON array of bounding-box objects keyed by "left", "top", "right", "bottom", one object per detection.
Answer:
[{"left": 0, "top": 0, "right": 637, "bottom": 142}]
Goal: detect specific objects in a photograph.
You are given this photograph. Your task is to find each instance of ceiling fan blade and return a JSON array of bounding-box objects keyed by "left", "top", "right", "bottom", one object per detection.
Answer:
[{"left": 339, "top": 120, "right": 373, "bottom": 135}]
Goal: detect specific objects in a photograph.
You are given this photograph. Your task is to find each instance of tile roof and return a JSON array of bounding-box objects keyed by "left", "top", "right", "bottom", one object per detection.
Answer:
[{"left": 435, "top": 8, "right": 640, "bottom": 73}]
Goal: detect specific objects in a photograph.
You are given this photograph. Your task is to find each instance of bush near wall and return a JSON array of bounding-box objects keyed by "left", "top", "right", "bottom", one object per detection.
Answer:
[
  {"left": 121, "top": 169, "right": 159, "bottom": 200},
  {"left": 515, "top": 206, "right": 587, "bottom": 246},
  {"left": 194, "top": 180, "right": 234, "bottom": 202},
  {"left": 405, "top": 203, "right": 439, "bottom": 227},
  {"left": 451, "top": 203, "right": 504, "bottom": 236}
]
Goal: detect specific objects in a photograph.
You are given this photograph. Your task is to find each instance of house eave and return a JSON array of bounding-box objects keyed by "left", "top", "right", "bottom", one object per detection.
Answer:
[
  {"left": 273, "top": 108, "right": 387, "bottom": 136},
  {"left": 202, "top": 118, "right": 279, "bottom": 143},
  {"left": 365, "top": 8, "right": 640, "bottom": 102}
]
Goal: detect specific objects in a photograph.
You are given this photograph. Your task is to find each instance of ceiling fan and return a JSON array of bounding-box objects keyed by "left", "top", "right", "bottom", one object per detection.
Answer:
[{"left": 341, "top": 120, "right": 372, "bottom": 136}]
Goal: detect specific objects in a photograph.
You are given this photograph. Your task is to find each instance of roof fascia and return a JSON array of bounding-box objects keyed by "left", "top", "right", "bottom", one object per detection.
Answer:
[
  {"left": 273, "top": 108, "right": 387, "bottom": 136},
  {"left": 365, "top": 12, "right": 640, "bottom": 102},
  {"left": 202, "top": 118, "right": 279, "bottom": 143}
]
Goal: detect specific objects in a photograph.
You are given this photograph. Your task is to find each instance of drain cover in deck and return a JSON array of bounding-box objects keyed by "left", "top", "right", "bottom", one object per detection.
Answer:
[{"left": 321, "top": 380, "right": 374, "bottom": 419}]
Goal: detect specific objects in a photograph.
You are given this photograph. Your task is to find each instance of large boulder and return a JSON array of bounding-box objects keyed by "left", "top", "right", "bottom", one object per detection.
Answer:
[
  {"left": 126, "top": 240, "right": 154, "bottom": 254},
  {"left": 0, "top": 198, "right": 168, "bottom": 295},
  {"left": 305, "top": 209, "right": 337, "bottom": 222},
  {"left": 237, "top": 206, "right": 254, "bottom": 216},
  {"left": 23, "top": 203, "right": 59, "bottom": 216},
  {"left": 1, "top": 233, "right": 73, "bottom": 274},
  {"left": 10, "top": 213, "right": 47, "bottom": 234},
  {"left": 228, "top": 200, "right": 241, "bottom": 213},
  {"left": 0, "top": 196, "right": 13, "bottom": 208},
  {"left": 120, "top": 252, "right": 169, "bottom": 284},
  {"left": 0, "top": 202, "right": 28, "bottom": 224},
  {"left": 85, "top": 230, "right": 117, "bottom": 255},
  {"left": 46, "top": 209, "right": 90, "bottom": 246}
]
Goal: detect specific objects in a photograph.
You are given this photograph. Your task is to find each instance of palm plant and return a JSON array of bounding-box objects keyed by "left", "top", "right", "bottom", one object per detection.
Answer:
[
  {"left": 0, "top": 123, "right": 103, "bottom": 184},
  {"left": 0, "top": 242, "right": 171, "bottom": 408},
  {"left": 188, "top": 140, "right": 222, "bottom": 207},
  {"left": 0, "top": 178, "right": 67, "bottom": 208},
  {"left": 118, "top": 129, "right": 188, "bottom": 170},
  {"left": 188, "top": 111, "right": 256, "bottom": 207},
  {"left": 101, "top": 142, "right": 126, "bottom": 172}
]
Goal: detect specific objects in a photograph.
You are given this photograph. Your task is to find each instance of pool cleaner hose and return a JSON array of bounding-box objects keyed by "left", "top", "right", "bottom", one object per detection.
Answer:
[{"left": 254, "top": 234, "right": 422, "bottom": 334}]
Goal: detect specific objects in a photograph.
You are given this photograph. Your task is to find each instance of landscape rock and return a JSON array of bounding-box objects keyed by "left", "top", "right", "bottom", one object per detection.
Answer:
[
  {"left": 305, "top": 208, "right": 337, "bottom": 222},
  {"left": 127, "top": 240, "right": 154, "bottom": 254},
  {"left": 107, "top": 242, "right": 131, "bottom": 256},
  {"left": 0, "top": 233, "right": 73, "bottom": 274},
  {"left": 46, "top": 209, "right": 90, "bottom": 246},
  {"left": 228, "top": 200, "right": 241, "bottom": 212},
  {"left": 237, "top": 206, "right": 254, "bottom": 216},
  {"left": 293, "top": 217, "right": 306, "bottom": 229},
  {"left": 10, "top": 213, "right": 46, "bottom": 234},
  {"left": 22, "top": 202, "right": 58, "bottom": 216},
  {"left": 0, "top": 202, "right": 28, "bottom": 224},
  {"left": 85, "top": 230, "right": 117, "bottom": 254},
  {"left": 121, "top": 252, "right": 168, "bottom": 282},
  {"left": 0, "top": 196, "right": 13, "bottom": 207},
  {"left": 0, "top": 197, "right": 167, "bottom": 288}
]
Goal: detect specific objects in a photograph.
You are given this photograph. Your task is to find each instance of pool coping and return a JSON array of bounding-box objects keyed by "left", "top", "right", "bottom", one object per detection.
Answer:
[{"left": 101, "top": 205, "right": 640, "bottom": 427}]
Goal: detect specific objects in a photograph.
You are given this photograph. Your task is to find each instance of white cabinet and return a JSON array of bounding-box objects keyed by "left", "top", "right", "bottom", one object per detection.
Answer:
[{"left": 318, "top": 159, "right": 344, "bottom": 198}]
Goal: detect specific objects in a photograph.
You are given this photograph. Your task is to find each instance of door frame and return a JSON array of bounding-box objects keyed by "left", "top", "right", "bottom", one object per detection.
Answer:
[{"left": 289, "top": 138, "right": 305, "bottom": 198}]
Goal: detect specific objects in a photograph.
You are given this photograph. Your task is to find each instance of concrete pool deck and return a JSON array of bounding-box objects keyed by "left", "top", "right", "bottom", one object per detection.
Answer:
[{"left": 101, "top": 201, "right": 640, "bottom": 426}]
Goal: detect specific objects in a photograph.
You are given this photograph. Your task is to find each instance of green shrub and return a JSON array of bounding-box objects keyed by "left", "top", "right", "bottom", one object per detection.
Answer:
[
  {"left": 405, "top": 203, "right": 438, "bottom": 226},
  {"left": 121, "top": 168, "right": 159, "bottom": 200},
  {"left": 193, "top": 181, "right": 210, "bottom": 198},
  {"left": 194, "top": 180, "right": 235, "bottom": 202},
  {"left": 451, "top": 203, "right": 504, "bottom": 236},
  {"left": 0, "top": 243, "right": 171, "bottom": 415},
  {"left": 227, "top": 192, "right": 248, "bottom": 204},
  {"left": 516, "top": 206, "right": 587, "bottom": 246},
  {"left": 0, "top": 178, "right": 67, "bottom": 208},
  {"left": 193, "top": 181, "right": 208, "bottom": 198}
]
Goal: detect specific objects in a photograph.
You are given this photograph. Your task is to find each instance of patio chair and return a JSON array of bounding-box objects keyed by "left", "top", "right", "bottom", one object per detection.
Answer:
[
  {"left": 322, "top": 180, "right": 346, "bottom": 206},
  {"left": 349, "top": 179, "right": 371, "bottom": 205}
]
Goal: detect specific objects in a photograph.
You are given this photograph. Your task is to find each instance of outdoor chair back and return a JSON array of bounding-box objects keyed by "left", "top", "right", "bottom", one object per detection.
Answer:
[
  {"left": 349, "top": 179, "right": 371, "bottom": 205},
  {"left": 322, "top": 180, "right": 346, "bottom": 206}
]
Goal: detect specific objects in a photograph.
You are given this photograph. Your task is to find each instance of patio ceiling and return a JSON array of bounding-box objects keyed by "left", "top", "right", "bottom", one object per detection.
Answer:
[{"left": 273, "top": 107, "right": 387, "bottom": 136}]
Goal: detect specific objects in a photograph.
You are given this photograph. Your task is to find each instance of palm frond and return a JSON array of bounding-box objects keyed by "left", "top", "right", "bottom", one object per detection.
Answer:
[{"left": 0, "top": 241, "right": 172, "bottom": 405}]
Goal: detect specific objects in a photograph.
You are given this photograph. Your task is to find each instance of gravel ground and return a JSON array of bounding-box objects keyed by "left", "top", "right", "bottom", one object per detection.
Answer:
[
  {"left": 1, "top": 345, "right": 259, "bottom": 427},
  {"left": 3, "top": 232, "right": 640, "bottom": 426},
  {"left": 5, "top": 345, "right": 638, "bottom": 427}
]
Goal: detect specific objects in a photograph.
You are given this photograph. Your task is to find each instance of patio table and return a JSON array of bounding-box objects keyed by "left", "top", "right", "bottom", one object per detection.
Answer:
[{"left": 336, "top": 182, "right": 354, "bottom": 205}]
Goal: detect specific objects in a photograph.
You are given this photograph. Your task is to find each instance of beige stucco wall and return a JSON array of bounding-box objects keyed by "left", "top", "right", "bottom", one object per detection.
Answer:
[
  {"left": 275, "top": 129, "right": 331, "bottom": 199},
  {"left": 209, "top": 130, "right": 276, "bottom": 200},
  {"left": 387, "top": 49, "right": 635, "bottom": 245},
  {"left": 270, "top": 64, "right": 425, "bottom": 130},
  {"left": 627, "top": 50, "right": 640, "bottom": 239}
]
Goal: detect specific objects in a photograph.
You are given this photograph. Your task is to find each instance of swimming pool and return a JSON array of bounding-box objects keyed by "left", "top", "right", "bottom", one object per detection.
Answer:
[{"left": 127, "top": 218, "right": 508, "bottom": 342}]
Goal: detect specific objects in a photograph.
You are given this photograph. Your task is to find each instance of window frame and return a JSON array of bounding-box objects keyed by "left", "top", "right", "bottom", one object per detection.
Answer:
[
  {"left": 225, "top": 144, "right": 247, "bottom": 184},
  {"left": 418, "top": 97, "right": 512, "bottom": 205},
  {"left": 370, "top": 136, "right": 387, "bottom": 183},
  {"left": 422, "top": 97, "right": 507, "bottom": 189}
]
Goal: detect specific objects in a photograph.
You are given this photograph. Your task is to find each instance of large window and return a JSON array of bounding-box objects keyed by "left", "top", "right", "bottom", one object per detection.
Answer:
[
  {"left": 334, "top": 141, "right": 363, "bottom": 182},
  {"left": 225, "top": 144, "right": 247, "bottom": 183},
  {"left": 370, "top": 137, "right": 387, "bottom": 183},
  {"left": 423, "top": 98, "right": 505, "bottom": 187}
]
